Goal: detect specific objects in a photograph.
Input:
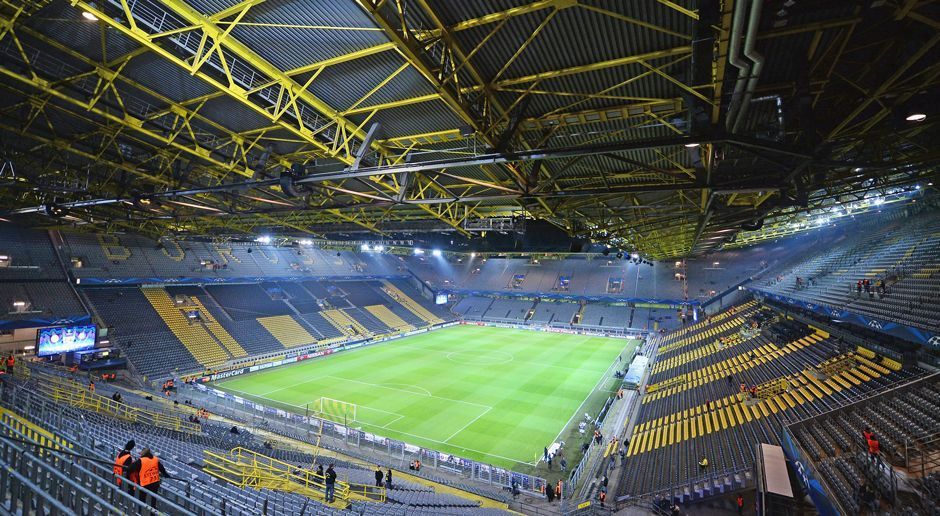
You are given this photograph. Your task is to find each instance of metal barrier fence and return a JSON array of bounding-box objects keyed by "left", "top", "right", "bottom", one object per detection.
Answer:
[
  {"left": 29, "top": 369, "right": 200, "bottom": 434},
  {"left": 0, "top": 410, "right": 200, "bottom": 515},
  {"left": 188, "top": 382, "right": 548, "bottom": 495}
]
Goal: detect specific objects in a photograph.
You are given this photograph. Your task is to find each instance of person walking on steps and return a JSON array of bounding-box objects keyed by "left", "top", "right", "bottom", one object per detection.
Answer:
[
  {"left": 698, "top": 456, "right": 709, "bottom": 473},
  {"left": 324, "top": 464, "right": 337, "bottom": 503},
  {"left": 128, "top": 448, "right": 173, "bottom": 509},
  {"left": 113, "top": 440, "right": 137, "bottom": 492}
]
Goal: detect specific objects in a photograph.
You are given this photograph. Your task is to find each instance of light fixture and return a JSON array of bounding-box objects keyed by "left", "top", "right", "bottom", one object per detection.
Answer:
[
  {"left": 255, "top": 235, "right": 272, "bottom": 244},
  {"left": 905, "top": 112, "right": 927, "bottom": 122},
  {"left": 81, "top": 2, "right": 98, "bottom": 20},
  {"left": 360, "top": 244, "right": 371, "bottom": 251},
  {"left": 413, "top": 248, "right": 424, "bottom": 255},
  {"left": 374, "top": 244, "right": 385, "bottom": 252},
  {"left": 684, "top": 142, "right": 699, "bottom": 148},
  {"left": 470, "top": 252, "right": 476, "bottom": 258},
  {"left": 298, "top": 239, "right": 313, "bottom": 246},
  {"left": 431, "top": 249, "right": 442, "bottom": 257}
]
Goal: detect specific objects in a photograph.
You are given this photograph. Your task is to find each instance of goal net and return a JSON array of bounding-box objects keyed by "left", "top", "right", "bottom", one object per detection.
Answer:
[{"left": 313, "top": 397, "right": 357, "bottom": 422}]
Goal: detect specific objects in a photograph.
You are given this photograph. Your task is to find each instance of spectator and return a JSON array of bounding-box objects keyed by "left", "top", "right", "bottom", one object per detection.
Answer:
[
  {"left": 316, "top": 464, "right": 323, "bottom": 477},
  {"left": 560, "top": 457, "right": 567, "bottom": 471},
  {"left": 112, "top": 391, "right": 122, "bottom": 403},
  {"left": 598, "top": 489, "right": 606, "bottom": 507},
  {"left": 737, "top": 493, "right": 744, "bottom": 515},
  {"left": 868, "top": 435, "right": 880, "bottom": 462},
  {"left": 229, "top": 426, "right": 239, "bottom": 435},
  {"left": 546, "top": 484, "right": 555, "bottom": 503},
  {"left": 324, "top": 464, "right": 337, "bottom": 502},
  {"left": 385, "top": 468, "right": 392, "bottom": 489},
  {"left": 128, "top": 448, "right": 173, "bottom": 509},
  {"left": 511, "top": 480, "right": 519, "bottom": 499},
  {"left": 698, "top": 456, "right": 708, "bottom": 472},
  {"left": 375, "top": 466, "right": 383, "bottom": 487},
  {"left": 4, "top": 354, "right": 13, "bottom": 374}
]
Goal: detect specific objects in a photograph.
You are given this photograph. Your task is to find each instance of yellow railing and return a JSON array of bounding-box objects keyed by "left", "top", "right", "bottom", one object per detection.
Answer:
[
  {"left": 37, "top": 378, "right": 200, "bottom": 434},
  {"left": 204, "top": 447, "right": 385, "bottom": 504},
  {"left": 0, "top": 407, "right": 72, "bottom": 452}
]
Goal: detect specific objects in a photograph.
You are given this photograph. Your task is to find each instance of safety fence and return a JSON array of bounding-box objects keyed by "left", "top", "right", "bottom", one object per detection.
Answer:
[
  {"left": 0, "top": 405, "right": 199, "bottom": 515},
  {"left": 189, "top": 382, "right": 549, "bottom": 496},
  {"left": 30, "top": 370, "right": 200, "bottom": 434},
  {"left": 204, "top": 446, "right": 385, "bottom": 505}
]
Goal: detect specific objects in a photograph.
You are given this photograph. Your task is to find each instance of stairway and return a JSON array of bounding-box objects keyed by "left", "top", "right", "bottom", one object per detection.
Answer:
[
  {"left": 142, "top": 288, "right": 229, "bottom": 367},
  {"left": 188, "top": 297, "right": 247, "bottom": 358},
  {"left": 365, "top": 305, "right": 414, "bottom": 332},
  {"left": 380, "top": 281, "right": 443, "bottom": 325},
  {"left": 320, "top": 309, "right": 369, "bottom": 337}
]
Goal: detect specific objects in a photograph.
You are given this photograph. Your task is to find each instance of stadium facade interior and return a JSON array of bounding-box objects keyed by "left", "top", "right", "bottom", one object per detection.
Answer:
[{"left": 0, "top": 0, "right": 938, "bottom": 515}]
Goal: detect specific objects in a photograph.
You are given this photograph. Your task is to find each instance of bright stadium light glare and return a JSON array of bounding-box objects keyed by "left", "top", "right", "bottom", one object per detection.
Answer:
[
  {"left": 374, "top": 244, "right": 385, "bottom": 252},
  {"left": 413, "top": 248, "right": 424, "bottom": 255},
  {"left": 360, "top": 244, "right": 371, "bottom": 251},
  {"left": 631, "top": 253, "right": 639, "bottom": 260},
  {"left": 431, "top": 249, "right": 442, "bottom": 257},
  {"left": 255, "top": 235, "right": 272, "bottom": 244},
  {"left": 470, "top": 252, "right": 476, "bottom": 258},
  {"left": 298, "top": 239, "right": 313, "bottom": 246}
]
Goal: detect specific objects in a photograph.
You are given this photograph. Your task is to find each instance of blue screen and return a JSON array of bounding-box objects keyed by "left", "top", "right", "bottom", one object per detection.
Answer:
[{"left": 36, "top": 325, "right": 97, "bottom": 357}]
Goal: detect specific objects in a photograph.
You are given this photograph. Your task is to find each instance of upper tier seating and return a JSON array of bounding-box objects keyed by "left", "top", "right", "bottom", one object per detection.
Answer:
[
  {"left": 0, "top": 225, "right": 63, "bottom": 280},
  {"left": 528, "top": 301, "right": 579, "bottom": 325},
  {"left": 757, "top": 209, "right": 940, "bottom": 333},
  {"left": 60, "top": 232, "right": 402, "bottom": 279},
  {"left": 2, "top": 281, "right": 86, "bottom": 321}
]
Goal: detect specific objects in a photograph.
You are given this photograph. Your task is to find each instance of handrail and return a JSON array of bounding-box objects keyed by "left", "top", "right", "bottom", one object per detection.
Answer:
[
  {"left": 205, "top": 446, "right": 385, "bottom": 503},
  {"left": 30, "top": 373, "right": 200, "bottom": 433}
]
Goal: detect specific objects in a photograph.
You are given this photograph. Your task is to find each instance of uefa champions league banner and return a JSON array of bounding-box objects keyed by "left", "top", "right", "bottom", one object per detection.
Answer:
[
  {"left": 749, "top": 288, "right": 938, "bottom": 347},
  {"left": 780, "top": 429, "right": 840, "bottom": 516},
  {"left": 436, "top": 288, "right": 694, "bottom": 307},
  {"left": 79, "top": 274, "right": 410, "bottom": 285}
]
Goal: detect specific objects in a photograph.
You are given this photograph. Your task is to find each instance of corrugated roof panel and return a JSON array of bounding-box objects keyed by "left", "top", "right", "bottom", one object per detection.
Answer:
[
  {"left": 352, "top": 101, "right": 465, "bottom": 140},
  {"left": 197, "top": 96, "right": 273, "bottom": 133},
  {"left": 227, "top": 0, "right": 389, "bottom": 72},
  {"left": 307, "top": 53, "right": 436, "bottom": 112},
  {"left": 24, "top": 3, "right": 139, "bottom": 63},
  {"left": 121, "top": 53, "right": 219, "bottom": 103}
]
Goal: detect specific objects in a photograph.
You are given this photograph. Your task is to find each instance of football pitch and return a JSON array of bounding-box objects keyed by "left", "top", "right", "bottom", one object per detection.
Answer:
[{"left": 215, "top": 325, "right": 638, "bottom": 469}]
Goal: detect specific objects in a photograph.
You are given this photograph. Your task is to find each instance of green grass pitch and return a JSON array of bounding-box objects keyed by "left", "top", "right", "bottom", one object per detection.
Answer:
[{"left": 215, "top": 324, "right": 638, "bottom": 470}]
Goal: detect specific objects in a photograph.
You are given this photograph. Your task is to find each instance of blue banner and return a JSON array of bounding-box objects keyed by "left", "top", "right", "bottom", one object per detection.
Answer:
[
  {"left": 0, "top": 315, "right": 91, "bottom": 330},
  {"left": 780, "top": 428, "right": 840, "bottom": 516},
  {"left": 436, "top": 288, "right": 694, "bottom": 307},
  {"left": 749, "top": 288, "right": 938, "bottom": 347},
  {"left": 78, "top": 274, "right": 410, "bottom": 286}
]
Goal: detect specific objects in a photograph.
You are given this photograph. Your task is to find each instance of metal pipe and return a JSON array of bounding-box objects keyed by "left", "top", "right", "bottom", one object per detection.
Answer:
[
  {"left": 733, "top": 0, "right": 766, "bottom": 134},
  {"left": 725, "top": 0, "right": 751, "bottom": 131}
]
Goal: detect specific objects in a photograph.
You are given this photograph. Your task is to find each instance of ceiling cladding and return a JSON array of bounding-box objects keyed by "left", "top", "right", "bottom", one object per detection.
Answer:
[{"left": 0, "top": 0, "right": 936, "bottom": 259}]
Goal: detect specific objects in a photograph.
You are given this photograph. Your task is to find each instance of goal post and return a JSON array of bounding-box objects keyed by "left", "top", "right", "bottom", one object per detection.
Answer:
[{"left": 314, "top": 396, "right": 357, "bottom": 423}]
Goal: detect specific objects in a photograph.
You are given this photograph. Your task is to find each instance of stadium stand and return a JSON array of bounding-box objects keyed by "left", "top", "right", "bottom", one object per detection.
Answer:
[
  {"left": 481, "top": 298, "right": 534, "bottom": 323},
  {"left": 756, "top": 210, "right": 940, "bottom": 333},
  {"left": 619, "top": 300, "right": 926, "bottom": 506},
  {"left": 0, "top": 364, "right": 512, "bottom": 515},
  {"left": 528, "top": 301, "right": 579, "bottom": 326}
]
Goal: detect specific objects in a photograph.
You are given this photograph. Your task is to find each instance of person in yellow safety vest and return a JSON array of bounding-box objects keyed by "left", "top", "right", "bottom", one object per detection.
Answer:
[
  {"left": 699, "top": 456, "right": 709, "bottom": 472},
  {"left": 128, "top": 448, "right": 173, "bottom": 509},
  {"left": 112, "top": 440, "right": 137, "bottom": 491}
]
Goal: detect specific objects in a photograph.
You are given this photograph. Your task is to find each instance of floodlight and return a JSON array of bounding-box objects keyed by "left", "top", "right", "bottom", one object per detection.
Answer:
[{"left": 431, "top": 249, "right": 442, "bottom": 257}]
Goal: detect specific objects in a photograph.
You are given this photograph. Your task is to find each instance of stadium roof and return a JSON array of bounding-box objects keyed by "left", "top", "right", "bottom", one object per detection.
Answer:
[{"left": 0, "top": 0, "right": 937, "bottom": 258}]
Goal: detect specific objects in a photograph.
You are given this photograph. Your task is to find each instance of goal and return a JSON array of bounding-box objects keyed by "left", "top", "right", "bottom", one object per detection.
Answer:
[{"left": 313, "top": 397, "right": 357, "bottom": 422}]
